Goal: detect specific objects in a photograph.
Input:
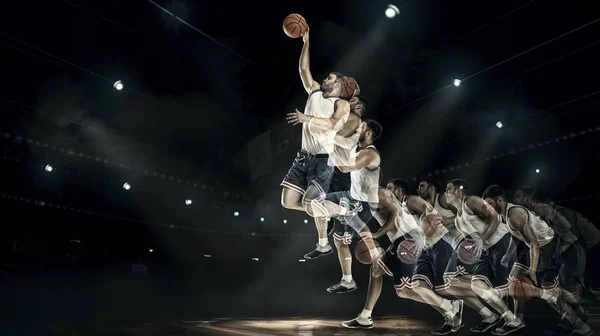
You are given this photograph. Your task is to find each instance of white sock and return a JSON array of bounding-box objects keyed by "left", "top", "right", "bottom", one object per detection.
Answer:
[
  {"left": 541, "top": 288, "right": 558, "bottom": 304},
  {"left": 440, "top": 299, "right": 453, "bottom": 313},
  {"left": 502, "top": 311, "right": 516, "bottom": 322},
  {"left": 479, "top": 307, "right": 495, "bottom": 320},
  {"left": 339, "top": 207, "right": 348, "bottom": 216},
  {"left": 318, "top": 238, "right": 328, "bottom": 247},
  {"left": 342, "top": 274, "right": 353, "bottom": 282},
  {"left": 360, "top": 309, "right": 372, "bottom": 319}
]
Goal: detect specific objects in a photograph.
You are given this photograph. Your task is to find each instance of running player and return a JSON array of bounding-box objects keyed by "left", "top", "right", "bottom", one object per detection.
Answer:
[
  {"left": 443, "top": 180, "right": 523, "bottom": 333},
  {"left": 342, "top": 179, "right": 464, "bottom": 332},
  {"left": 482, "top": 185, "right": 592, "bottom": 336}
]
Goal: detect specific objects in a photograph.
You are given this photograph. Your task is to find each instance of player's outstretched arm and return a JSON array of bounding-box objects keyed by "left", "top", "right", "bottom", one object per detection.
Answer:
[
  {"left": 299, "top": 29, "right": 319, "bottom": 94},
  {"left": 468, "top": 196, "right": 501, "bottom": 244},
  {"left": 337, "top": 148, "right": 379, "bottom": 173}
]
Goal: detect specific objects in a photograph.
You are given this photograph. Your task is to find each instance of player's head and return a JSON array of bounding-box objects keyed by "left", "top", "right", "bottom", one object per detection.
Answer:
[
  {"left": 322, "top": 72, "right": 346, "bottom": 96},
  {"left": 359, "top": 119, "right": 382, "bottom": 144},
  {"left": 482, "top": 184, "right": 507, "bottom": 215},
  {"left": 349, "top": 96, "right": 369, "bottom": 117},
  {"left": 418, "top": 179, "right": 440, "bottom": 199},
  {"left": 386, "top": 178, "right": 409, "bottom": 199},
  {"left": 446, "top": 178, "right": 469, "bottom": 200},
  {"left": 513, "top": 186, "right": 538, "bottom": 210}
]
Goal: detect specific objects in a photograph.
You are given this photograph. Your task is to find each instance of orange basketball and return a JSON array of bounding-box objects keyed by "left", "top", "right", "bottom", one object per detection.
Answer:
[
  {"left": 397, "top": 239, "right": 419, "bottom": 264},
  {"left": 341, "top": 76, "right": 360, "bottom": 99},
  {"left": 457, "top": 239, "right": 481, "bottom": 265},
  {"left": 283, "top": 14, "right": 308, "bottom": 39},
  {"left": 422, "top": 214, "right": 444, "bottom": 238},
  {"left": 355, "top": 238, "right": 382, "bottom": 265},
  {"left": 508, "top": 276, "right": 535, "bottom": 302}
]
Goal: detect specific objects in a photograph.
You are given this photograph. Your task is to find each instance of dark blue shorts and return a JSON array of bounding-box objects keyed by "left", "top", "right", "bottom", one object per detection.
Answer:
[
  {"left": 378, "top": 235, "right": 420, "bottom": 290},
  {"left": 281, "top": 150, "right": 333, "bottom": 196},
  {"left": 471, "top": 234, "right": 513, "bottom": 289},
  {"left": 413, "top": 236, "right": 454, "bottom": 291}
]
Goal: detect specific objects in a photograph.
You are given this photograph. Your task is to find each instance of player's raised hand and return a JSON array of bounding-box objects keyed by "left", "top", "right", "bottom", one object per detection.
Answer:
[
  {"left": 286, "top": 109, "right": 310, "bottom": 125},
  {"left": 302, "top": 28, "right": 310, "bottom": 43}
]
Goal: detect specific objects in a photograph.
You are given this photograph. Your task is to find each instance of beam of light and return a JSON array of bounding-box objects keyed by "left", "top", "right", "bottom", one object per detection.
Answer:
[{"left": 145, "top": 0, "right": 253, "bottom": 65}]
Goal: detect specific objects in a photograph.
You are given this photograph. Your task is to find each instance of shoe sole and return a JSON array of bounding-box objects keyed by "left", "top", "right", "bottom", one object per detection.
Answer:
[
  {"left": 491, "top": 323, "right": 525, "bottom": 336},
  {"left": 328, "top": 286, "right": 357, "bottom": 294},
  {"left": 304, "top": 250, "right": 333, "bottom": 259},
  {"left": 342, "top": 323, "right": 374, "bottom": 329},
  {"left": 470, "top": 319, "right": 501, "bottom": 333}
]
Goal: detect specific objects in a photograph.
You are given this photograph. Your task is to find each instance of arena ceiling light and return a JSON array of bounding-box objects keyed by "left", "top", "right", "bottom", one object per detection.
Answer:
[
  {"left": 45, "top": 164, "right": 53, "bottom": 172},
  {"left": 113, "top": 80, "right": 123, "bottom": 90},
  {"left": 385, "top": 4, "right": 400, "bottom": 18}
]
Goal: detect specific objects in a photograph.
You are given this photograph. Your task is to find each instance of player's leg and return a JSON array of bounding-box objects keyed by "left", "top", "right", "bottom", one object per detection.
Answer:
[
  {"left": 280, "top": 151, "right": 309, "bottom": 211},
  {"left": 440, "top": 250, "right": 488, "bottom": 318},
  {"left": 304, "top": 191, "right": 345, "bottom": 260},
  {"left": 303, "top": 157, "right": 335, "bottom": 257},
  {"left": 342, "top": 247, "right": 390, "bottom": 329},
  {"left": 556, "top": 244, "right": 589, "bottom": 330},
  {"left": 412, "top": 239, "right": 464, "bottom": 335},
  {"left": 328, "top": 224, "right": 357, "bottom": 293}
]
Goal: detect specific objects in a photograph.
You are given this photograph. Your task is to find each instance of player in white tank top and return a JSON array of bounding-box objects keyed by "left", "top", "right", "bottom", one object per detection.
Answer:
[{"left": 482, "top": 185, "right": 592, "bottom": 335}]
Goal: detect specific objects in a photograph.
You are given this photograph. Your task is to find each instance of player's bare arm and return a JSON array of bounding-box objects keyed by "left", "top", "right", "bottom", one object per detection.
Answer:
[
  {"left": 333, "top": 114, "right": 361, "bottom": 149},
  {"left": 299, "top": 29, "right": 320, "bottom": 94},
  {"left": 372, "top": 189, "right": 400, "bottom": 239},
  {"left": 537, "top": 204, "right": 577, "bottom": 245},
  {"left": 337, "top": 148, "right": 380, "bottom": 173},
  {"left": 509, "top": 207, "right": 539, "bottom": 284},
  {"left": 286, "top": 100, "right": 351, "bottom": 133},
  {"left": 468, "top": 196, "right": 501, "bottom": 244}
]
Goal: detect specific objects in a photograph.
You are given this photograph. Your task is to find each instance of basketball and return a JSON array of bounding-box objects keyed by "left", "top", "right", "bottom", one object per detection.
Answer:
[
  {"left": 508, "top": 276, "right": 535, "bottom": 301},
  {"left": 422, "top": 213, "right": 444, "bottom": 237},
  {"left": 283, "top": 14, "right": 308, "bottom": 39},
  {"left": 457, "top": 239, "right": 481, "bottom": 265},
  {"left": 355, "top": 237, "right": 382, "bottom": 265},
  {"left": 397, "top": 239, "right": 419, "bottom": 264},
  {"left": 341, "top": 76, "right": 360, "bottom": 99}
]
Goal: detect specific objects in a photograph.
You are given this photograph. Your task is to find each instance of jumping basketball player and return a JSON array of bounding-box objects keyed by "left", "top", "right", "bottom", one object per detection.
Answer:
[
  {"left": 442, "top": 179, "right": 522, "bottom": 334},
  {"left": 443, "top": 180, "right": 523, "bottom": 334},
  {"left": 414, "top": 179, "right": 466, "bottom": 335},
  {"left": 482, "top": 185, "right": 592, "bottom": 336},
  {"left": 280, "top": 28, "right": 351, "bottom": 213},
  {"left": 287, "top": 97, "right": 370, "bottom": 294},
  {"left": 342, "top": 179, "right": 464, "bottom": 332}
]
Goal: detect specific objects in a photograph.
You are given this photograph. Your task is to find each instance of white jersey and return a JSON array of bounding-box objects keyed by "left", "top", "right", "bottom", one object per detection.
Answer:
[
  {"left": 430, "top": 194, "right": 457, "bottom": 248},
  {"left": 349, "top": 145, "right": 380, "bottom": 203},
  {"left": 505, "top": 203, "right": 554, "bottom": 247},
  {"left": 373, "top": 194, "right": 420, "bottom": 242},
  {"left": 456, "top": 196, "right": 507, "bottom": 246},
  {"left": 301, "top": 91, "right": 339, "bottom": 155}
]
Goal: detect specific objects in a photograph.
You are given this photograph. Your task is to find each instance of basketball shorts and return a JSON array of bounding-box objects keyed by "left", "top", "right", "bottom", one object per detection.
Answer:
[
  {"left": 471, "top": 234, "right": 513, "bottom": 289},
  {"left": 559, "top": 242, "right": 586, "bottom": 295},
  {"left": 413, "top": 235, "right": 454, "bottom": 291},
  {"left": 325, "top": 191, "right": 375, "bottom": 234},
  {"left": 333, "top": 221, "right": 355, "bottom": 245},
  {"left": 377, "top": 234, "right": 420, "bottom": 291},
  {"left": 281, "top": 150, "right": 333, "bottom": 196},
  {"left": 328, "top": 167, "right": 351, "bottom": 193},
  {"left": 511, "top": 237, "right": 562, "bottom": 289},
  {"left": 443, "top": 238, "right": 477, "bottom": 283},
  {"left": 327, "top": 168, "right": 352, "bottom": 241}
]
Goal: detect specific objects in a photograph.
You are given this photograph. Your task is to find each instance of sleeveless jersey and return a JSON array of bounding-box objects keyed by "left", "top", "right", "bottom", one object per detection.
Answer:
[
  {"left": 555, "top": 205, "right": 600, "bottom": 249},
  {"left": 349, "top": 145, "right": 380, "bottom": 203},
  {"left": 505, "top": 203, "right": 554, "bottom": 247},
  {"left": 456, "top": 196, "right": 507, "bottom": 246},
  {"left": 373, "top": 194, "right": 420, "bottom": 242},
  {"left": 301, "top": 91, "right": 339, "bottom": 155},
  {"left": 431, "top": 194, "right": 458, "bottom": 248}
]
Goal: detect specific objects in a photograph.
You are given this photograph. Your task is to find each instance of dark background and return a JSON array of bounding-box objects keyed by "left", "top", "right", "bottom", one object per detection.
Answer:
[{"left": 1, "top": 0, "right": 599, "bottom": 334}]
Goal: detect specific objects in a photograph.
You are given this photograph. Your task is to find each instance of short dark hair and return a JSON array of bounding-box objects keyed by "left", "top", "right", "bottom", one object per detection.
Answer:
[
  {"left": 364, "top": 119, "right": 382, "bottom": 141},
  {"left": 356, "top": 96, "right": 369, "bottom": 115},
  {"left": 422, "top": 179, "right": 441, "bottom": 193},
  {"left": 516, "top": 186, "right": 538, "bottom": 201},
  {"left": 482, "top": 185, "right": 505, "bottom": 200},
  {"left": 448, "top": 179, "right": 469, "bottom": 194},
  {"left": 387, "top": 178, "right": 409, "bottom": 195}
]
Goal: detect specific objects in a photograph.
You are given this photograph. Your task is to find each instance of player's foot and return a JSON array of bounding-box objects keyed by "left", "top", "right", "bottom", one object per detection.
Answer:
[
  {"left": 303, "top": 243, "right": 333, "bottom": 259},
  {"left": 342, "top": 315, "right": 374, "bottom": 329},
  {"left": 431, "top": 323, "right": 463, "bottom": 335},
  {"left": 569, "top": 324, "right": 593, "bottom": 336},
  {"left": 327, "top": 279, "right": 357, "bottom": 294},
  {"left": 470, "top": 316, "right": 501, "bottom": 333},
  {"left": 491, "top": 318, "right": 525, "bottom": 335},
  {"left": 451, "top": 300, "right": 464, "bottom": 329}
]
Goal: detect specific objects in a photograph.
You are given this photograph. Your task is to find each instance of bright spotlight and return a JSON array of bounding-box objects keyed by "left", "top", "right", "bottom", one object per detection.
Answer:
[
  {"left": 113, "top": 80, "right": 123, "bottom": 91},
  {"left": 123, "top": 182, "right": 131, "bottom": 190},
  {"left": 148, "top": 249, "right": 153, "bottom": 253},
  {"left": 304, "top": 219, "right": 308, "bottom": 223},
  {"left": 536, "top": 169, "right": 540, "bottom": 173},
  {"left": 251, "top": 257, "right": 259, "bottom": 261},
  {"left": 45, "top": 165, "right": 53, "bottom": 172},
  {"left": 299, "top": 259, "right": 306, "bottom": 263},
  {"left": 459, "top": 185, "right": 464, "bottom": 190},
  {"left": 496, "top": 121, "right": 503, "bottom": 128},
  {"left": 260, "top": 217, "right": 265, "bottom": 222},
  {"left": 283, "top": 219, "right": 287, "bottom": 224},
  {"left": 234, "top": 211, "right": 239, "bottom": 216},
  {"left": 453, "top": 79, "right": 461, "bottom": 87},
  {"left": 385, "top": 4, "right": 400, "bottom": 18},
  {"left": 185, "top": 199, "right": 192, "bottom": 205}
]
